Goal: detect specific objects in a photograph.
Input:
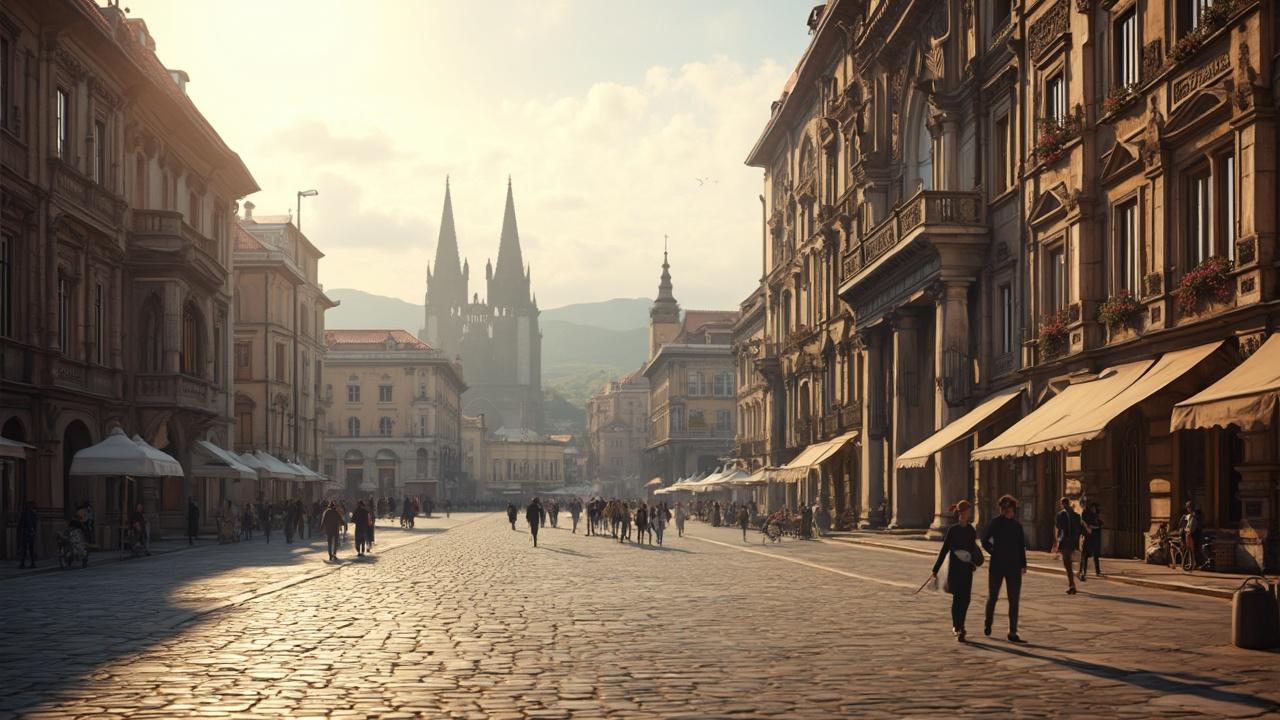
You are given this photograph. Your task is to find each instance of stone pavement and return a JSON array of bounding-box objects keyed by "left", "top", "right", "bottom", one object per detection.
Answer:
[{"left": 1, "top": 513, "right": 1278, "bottom": 718}]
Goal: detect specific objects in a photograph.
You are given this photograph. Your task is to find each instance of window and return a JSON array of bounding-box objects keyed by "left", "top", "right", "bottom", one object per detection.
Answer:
[
  {"left": 1045, "top": 73, "right": 1065, "bottom": 123},
  {"left": 713, "top": 370, "right": 734, "bottom": 397},
  {"left": 181, "top": 304, "right": 201, "bottom": 376},
  {"left": 347, "top": 417, "right": 360, "bottom": 437},
  {"left": 0, "top": 38, "right": 8, "bottom": 129},
  {"left": 237, "top": 412, "right": 252, "bottom": 446},
  {"left": 1047, "top": 246, "right": 1066, "bottom": 314},
  {"left": 671, "top": 407, "right": 685, "bottom": 433},
  {"left": 1180, "top": 0, "right": 1212, "bottom": 36},
  {"left": 1115, "top": 10, "right": 1138, "bottom": 87},
  {"left": 716, "top": 410, "right": 732, "bottom": 433},
  {"left": 93, "top": 283, "right": 104, "bottom": 365},
  {"left": 347, "top": 383, "right": 360, "bottom": 402},
  {"left": 134, "top": 155, "right": 147, "bottom": 206},
  {"left": 1116, "top": 200, "right": 1139, "bottom": 292},
  {"left": 994, "top": 114, "right": 1012, "bottom": 194},
  {"left": 93, "top": 121, "right": 107, "bottom": 185},
  {"left": 1188, "top": 169, "right": 1211, "bottom": 266},
  {"left": 688, "top": 410, "right": 706, "bottom": 429},
  {"left": 418, "top": 416, "right": 427, "bottom": 437},
  {"left": 0, "top": 234, "right": 10, "bottom": 338},
  {"left": 57, "top": 274, "right": 71, "bottom": 354},
  {"left": 234, "top": 341, "right": 251, "bottom": 380},
  {"left": 1221, "top": 153, "right": 1236, "bottom": 260},
  {"left": 379, "top": 384, "right": 393, "bottom": 403},
  {"left": 188, "top": 192, "right": 200, "bottom": 231},
  {"left": 56, "top": 89, "right": 69, "bottom": 161},
  {"left": 274, "top": 342, "right": 286, "bottom": 381},
  {"left": 687, "top": 371, "right": 705, "bottom": 396},
  {"left": 214, "top": 324, "right": 224, "bottom": 385},
  {"left": 379, "top": 417, "right": 393, "bottom": 437},
  {"left": 999, "top": 283, "right": 1014, "bottom": 355}
]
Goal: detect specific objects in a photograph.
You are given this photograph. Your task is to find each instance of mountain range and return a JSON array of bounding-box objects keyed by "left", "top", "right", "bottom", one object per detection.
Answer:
[{"left": 324, "top": 289, "right": 652, "bottom": 418}]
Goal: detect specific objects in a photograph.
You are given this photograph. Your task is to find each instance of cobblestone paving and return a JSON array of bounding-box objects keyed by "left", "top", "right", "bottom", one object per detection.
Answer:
[{"left": 2, "top": 513, "right": 1279, "bottom": 718}]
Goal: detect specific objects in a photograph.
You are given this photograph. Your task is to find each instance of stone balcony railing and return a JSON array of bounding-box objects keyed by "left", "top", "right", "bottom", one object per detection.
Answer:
[
  {"left": 134, "top": 372, "right": 217, "bottom": 413},
  {"left": 131, "top": 209, "right": 222, "bottom": 267},
  {"left": 841, "top": 190, "right": 985, "bottom": 281},
  {"left": 52, "top": 357, "right": 122, "bottom": 398},
  {"left": 51, "top": 159, "right": 127, "bottom": 228}
]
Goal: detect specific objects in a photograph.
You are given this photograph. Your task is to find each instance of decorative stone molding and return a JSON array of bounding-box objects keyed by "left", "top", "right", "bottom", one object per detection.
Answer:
[
  {"left": 1141, "top": 40, "right": 1163, "bottom": 82},
  {"left": 1028, "top": 0, "right": 1068, "bottom": 61}
]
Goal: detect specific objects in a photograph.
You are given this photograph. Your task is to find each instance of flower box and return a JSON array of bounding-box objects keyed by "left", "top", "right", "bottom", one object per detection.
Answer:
[
  {"left": 1033, "top": 118, "right": 1076, "bottom": 166},
  {"left": 1037, "top": 309, "right": 1070, "bottom": 359},
  {"left": 1098, "top": 289, "right": 1143, "bottom": 332},
  {"left": 1175, "top": 256, "right": 1234, "bottom": 316},
  {"left": 1102, "top": 84, "right": 1140, "bottom": 116}
]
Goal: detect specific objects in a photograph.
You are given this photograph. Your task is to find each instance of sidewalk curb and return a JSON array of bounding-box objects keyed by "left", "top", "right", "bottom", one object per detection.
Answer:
[{"left": 822, "top": 536, "right": 1234, "bottom": 600}]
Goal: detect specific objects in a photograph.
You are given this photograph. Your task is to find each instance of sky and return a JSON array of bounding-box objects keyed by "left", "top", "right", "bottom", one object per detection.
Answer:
[{"left": 124, "top": 0, "right": 816, "bottom": 310}]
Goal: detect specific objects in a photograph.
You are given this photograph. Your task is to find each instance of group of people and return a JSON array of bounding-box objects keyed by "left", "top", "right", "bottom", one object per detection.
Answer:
[
  {"left": 508, "top": 497, "right": 693, "bottom": 548},
  {"left": 931, "top": 494, "right": 1116, "bottom": 643}
]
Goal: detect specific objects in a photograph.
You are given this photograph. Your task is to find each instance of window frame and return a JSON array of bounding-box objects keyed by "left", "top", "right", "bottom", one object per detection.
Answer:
[
  {"left": 347, "top": 416, "right": 360, "bottom": 437},
  {"left": 999, "top": 282, "right": 1014, "bottom": 355},
  {"left": 1114, "top": 197, "right": 1141, "bottom": 294},
  {"left": 1113, "top": 8, "right": 1139, "bottom": 88},
  {"left": 55, "top": 87, "right": 70, "bottom": 161},
  {"left": 1044, "top": 242, "right": 1067, "bottom": 316},
  {"left": 1185, "top": 163, "right": 1212, "bottom": 268},
  {"left": 1044, "top": 71, "right": 1066, "bottom": 124}
]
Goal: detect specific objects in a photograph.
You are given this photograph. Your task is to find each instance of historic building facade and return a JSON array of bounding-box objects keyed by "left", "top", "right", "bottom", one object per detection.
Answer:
[
  {"left": 0, "top": 0, "right": 257, "bottom": 552},
  {"left": 585, "top": 369, "right": 650, "bottom": 497},
  {"left": 731, "top": 287, "right": 771, "bottom": 474},
  {"left": 420, "top": 179, "right": 543, "bottom": 433},
  {"left": 321, "top": 330, "right": 465, "bottom": 503},
  {"left": 232, "top": 203, "right": 336, "bottom": 489},
  {"left": 643, "top": 252, "right": 739, "bottom": 483},
  {"left": 742, "top": 0, "right": 1278, "bottom": 569}
]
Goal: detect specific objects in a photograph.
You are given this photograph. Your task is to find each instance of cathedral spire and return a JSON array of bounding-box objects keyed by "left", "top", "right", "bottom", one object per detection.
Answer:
[
  {"left": 427, "top": 178, "right": 467, "bottom": 308},
  {"left": 490, "top": 177, "right": 530, "bottom": 307}
]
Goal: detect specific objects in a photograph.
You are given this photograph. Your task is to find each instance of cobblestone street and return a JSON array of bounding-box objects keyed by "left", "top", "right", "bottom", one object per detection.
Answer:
[{"left": 3, "top": 513, "right": 1279, "bottom": 718}]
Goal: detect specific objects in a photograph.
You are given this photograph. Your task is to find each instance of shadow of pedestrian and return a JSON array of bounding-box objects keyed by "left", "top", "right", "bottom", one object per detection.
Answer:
[
  {"left": 970, "top": 642, "right": 1280, "bottom": 712},
  {"left": 542, "top": 547, "right": 591, "bottom": 558},
  {"left": 1077, "top": 590, "right": 1184, "bottom": 610}
]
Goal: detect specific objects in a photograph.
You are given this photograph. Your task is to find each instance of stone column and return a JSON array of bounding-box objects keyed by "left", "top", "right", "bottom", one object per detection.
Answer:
[
  {"left": 859, "top": 330, "right": 885, "bottom": 528},
  {"left": 929, "top": 280, "right": 971, "bottom": 539},
  {"left": 891, "top": 312, "right": 926, "bottom": 529},
  {"left": 163, "top": 282, "right": 182, "bottom": 373}
]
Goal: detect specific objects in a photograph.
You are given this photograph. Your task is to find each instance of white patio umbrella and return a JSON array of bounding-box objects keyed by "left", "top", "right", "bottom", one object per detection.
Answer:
[
  {"left": 253, "top": 450, "right": 301, "bottom": 479},
  {"left": 132, "top": 435, "right": 187, "bottom": 477},
  {"left": 69, "top": 428, "right": 182, "bottom": 477},
  {"left": 0, "top": 436, "right": 33, "bottom": 459}
]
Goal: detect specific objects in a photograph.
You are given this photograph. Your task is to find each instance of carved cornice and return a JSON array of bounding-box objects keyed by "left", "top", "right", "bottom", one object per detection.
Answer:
[{"left": 1028, "top": 0, "right": 1069, "bottom": 62}]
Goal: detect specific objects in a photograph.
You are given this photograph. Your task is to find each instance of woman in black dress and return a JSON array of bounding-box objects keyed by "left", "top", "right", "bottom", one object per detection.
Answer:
[
  {"left": 931, "top": 499, "right": 984, "bottom": 642},
  {"left": 1079, "top": 501, "right": 1103, "bottom": 580}
]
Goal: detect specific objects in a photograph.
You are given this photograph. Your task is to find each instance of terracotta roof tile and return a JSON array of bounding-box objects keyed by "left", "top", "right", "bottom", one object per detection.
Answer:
[
  {"left": 324, "top": 330, "right": 434, "bottom": 351},
  {"left": 235, "top": 225, "right": 266, "bottom": 250}
]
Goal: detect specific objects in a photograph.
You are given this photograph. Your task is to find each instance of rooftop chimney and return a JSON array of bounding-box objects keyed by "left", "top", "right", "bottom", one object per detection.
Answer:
[
  {"left": 243, "top": 201, "right": 255, "bottom": 222},
  {"left": 168, "top": 69, "right": 190, "bottom": 94}
]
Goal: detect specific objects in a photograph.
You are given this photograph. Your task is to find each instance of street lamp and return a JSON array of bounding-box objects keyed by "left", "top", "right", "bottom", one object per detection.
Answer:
[{"left": 296, "top": 189, "right": 319, "bottom": 231}]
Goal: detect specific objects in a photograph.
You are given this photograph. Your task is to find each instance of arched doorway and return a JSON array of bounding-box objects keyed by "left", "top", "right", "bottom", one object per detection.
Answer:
[
  {"left": 1114, "top": 412, "right": 1146, "bottom": 558},
  {"left": 344, "top": 450, "right": 364, "bottom": 496},
  {"left": 61, "top": 420, "right": 93, "bottom": 520},
  {"left": 376, "top": 449, "right": 398, "bottom": 497}
]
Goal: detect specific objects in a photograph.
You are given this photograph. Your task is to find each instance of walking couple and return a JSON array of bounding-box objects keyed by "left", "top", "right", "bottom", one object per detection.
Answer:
[{"left": 931, "top": 495, "right": 1026, "bottom": 644}]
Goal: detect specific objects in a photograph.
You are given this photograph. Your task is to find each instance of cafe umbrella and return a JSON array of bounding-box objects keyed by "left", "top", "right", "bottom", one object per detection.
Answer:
[{"left": 69, "top": 427, "right": 183, "bottom": 548}]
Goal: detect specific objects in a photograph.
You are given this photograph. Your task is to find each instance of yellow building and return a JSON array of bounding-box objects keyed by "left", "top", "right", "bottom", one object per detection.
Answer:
[
  {"left": 232, "top": 204, "right": 336, "bottom": 501},
  {"left": 643, "top": 251, "right": 738, "bottom": 483},
  {"left": 322, "top": 330, "right": 465, "bottom": 502},
  {"left": 479, "top": 428, "right": 568, "bottom": 501},
  {"left": 585, "top": 370, "right": 649, "bottom": 496}
]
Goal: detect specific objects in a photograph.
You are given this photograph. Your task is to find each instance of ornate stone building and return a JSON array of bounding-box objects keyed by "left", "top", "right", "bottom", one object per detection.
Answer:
[
  {"left": 1, "top": 0, "right": 256, "bottom": 552},
  {"left": 643, "top": 252, "right": 738, "bottom": 483},
  {"left": 231, "top": 205, "right": 336, "bottom": 501},
  {"left": 585, "top": 369, "right": 650, "bottom": 497},
  {"left": 742, "top": 0, "right": 1279, "bottom": 569},
  {"left": 321, "top": 330, "right": 465, "bottom": 503},
  {"left": 420, "top": 179, "right": 543, "bottom": 433}
]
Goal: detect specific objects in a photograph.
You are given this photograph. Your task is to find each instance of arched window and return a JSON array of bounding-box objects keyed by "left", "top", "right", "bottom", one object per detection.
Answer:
[
  {"left": 909, "top": 99, "right": 934, "bottom": 192},
  {"left": 379, "top": 417, "right": 393, "bottom": 436},
  {"left": 181, "top": 301, "right": 204, "bottom": 376},
  {"left": 417, "top": 448, "right": 429, "bottom": 479},
  {"left": 347, "top": 417, "right": 360, "bottom": 437},
  {"left": 140, "top": 295, "right": 163, "bottom": 372}
]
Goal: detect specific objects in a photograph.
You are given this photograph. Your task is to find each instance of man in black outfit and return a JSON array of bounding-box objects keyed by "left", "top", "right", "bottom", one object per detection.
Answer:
[
  {"left": 186, "top": 497, "right": 200, "bottom": 545},
  {"left": 982, "top": 495, "right": 1027, "bottom": 643},
  {"left": 526, "top": 497, "right": 543, "bottom": 547}
]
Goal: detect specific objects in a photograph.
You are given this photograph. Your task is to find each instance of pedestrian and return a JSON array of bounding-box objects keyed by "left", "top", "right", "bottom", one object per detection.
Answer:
[
  {"left": 635, "top": 503, "right": 649, "bottom": 545},
  {"left": 737, "top": 504, "right": 750, "bottom": 542},
  {"left": 800, "top": 504, "right": 813, "bottom": 540},
  {"left": 352, "top": 500, "right": 371, "bottom": 556},
  {"left": 539, "top": 502, "right": 547, "bottom": 529},
  {"left": 1051, "top": 496, "right": 1082, "bottom": 595},
  {"left": 321, "top": 501, "right": 343, "bottom": 560},
  {"left": 981, "top": 495, "right": 1026, "bottom": 643},
  {"left": 186, "top": 497, "right": 200, "bottom": 545},
  {"left": 1079, "top": 501, "right": 1103, "bottom": 580},
  {"left": 507, "top": 502, "right": 518, "bottom": 530},
  {"left": 445, "top": 499, "right": 452, "bottom": 518},
  {"left": 570, "top": 498, "right": 582, "bottom": 534},
  {"left": 526, "top": 497, "right": 543, "bottom": 547},
  {"left": 367, "top": 502, "right": 376, "bottom": 546},
  {"left": 653, "top": 502, "right": 668, "bottom": 546},
  {"left": 260, "top": 502, "right": 273, "bottom": 543},
  {"left": 17, "top": 500, "right": 38, "bottom": 569},
  {"left": 675, "top": 502, "right": 686, "bottom": 538},
  {"left": 129, "top": 502, "right": 151, "bottom": 555},
  {"left": 619, "top": 502, "right": 632, "bottom": 543},
  {"left": 242, "top": 502, "right": 254, "bottom": 541},
  {"left": 284, "top": 501, "right": 297, "bottom": 544},
  {"left": 1178, "top": 500, "right": 1201, "bottom": 568},
  {"left": 930, "top": 500, "right": 983, "bottom": 642}
]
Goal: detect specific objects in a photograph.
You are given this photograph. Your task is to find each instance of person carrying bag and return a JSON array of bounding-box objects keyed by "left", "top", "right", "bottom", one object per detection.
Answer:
[{"left": 931, "top": 500, "right": 984, "bottom": 642}]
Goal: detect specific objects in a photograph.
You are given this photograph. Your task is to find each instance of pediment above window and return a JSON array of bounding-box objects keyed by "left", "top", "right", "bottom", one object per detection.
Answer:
[{"left": 1099, "top": 140, "right": 1139, "bottom": 186}]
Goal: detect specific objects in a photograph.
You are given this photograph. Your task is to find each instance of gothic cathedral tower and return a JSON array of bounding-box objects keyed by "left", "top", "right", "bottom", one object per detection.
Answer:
[{"left": 422, "top": 178, "right": 467, "bottom": 357}]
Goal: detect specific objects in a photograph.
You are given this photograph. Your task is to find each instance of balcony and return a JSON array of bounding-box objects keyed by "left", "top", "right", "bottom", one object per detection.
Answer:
[
  {"left": 134, "top": 372, "right": 219, "bottom": 414},
  {"left": 840, "top": 190, "right": 986, "bottom": 284},
  {"left": 50, "top": 159, "right": 126, "bottom": 229},
  {"left": 840, "top": 401, "right": 862, "bottom": 431},
  {"left": 51, "top": 357, "right": 122, "bottom": 398},
  {"left": 1, "top": 130, "right": 28, "bottom": 178}
]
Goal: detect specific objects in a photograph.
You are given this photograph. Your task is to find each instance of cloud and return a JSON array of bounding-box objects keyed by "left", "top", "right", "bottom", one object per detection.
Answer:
[{"left": 263, "top": 120, "right": 397, "bottom": 167}]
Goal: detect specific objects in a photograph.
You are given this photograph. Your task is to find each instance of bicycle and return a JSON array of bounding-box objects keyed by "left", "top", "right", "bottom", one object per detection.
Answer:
[{"left": 1145, "top": 524, "right": 1194, "bottom": 572}]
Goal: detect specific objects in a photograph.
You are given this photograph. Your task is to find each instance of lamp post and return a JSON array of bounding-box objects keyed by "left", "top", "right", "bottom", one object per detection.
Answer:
[{"left": 296, "top": 189, "right": 319, "bottom": 231}]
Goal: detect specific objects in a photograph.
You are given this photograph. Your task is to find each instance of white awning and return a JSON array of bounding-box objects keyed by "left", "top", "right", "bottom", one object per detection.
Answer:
[
  {"left": 192, "top": 440, "right": 256, "bottom": 480},
  {"left": 972, "top": 341, "right": 1222, "bottom": 461},
  {"left": 1173, "top": 335, "right": 1280, "bottom": 432},
  {"left": 252, "top": 450, "right": 301, "bottom": 479},
  {"left": 237, "top": 452, "right": 270, "bottom": 478},
  {"left": 0, "top": 436, "right": 33, "bottom": 460},
  {"left": 897, "top": 387, "right": 1023, "bottom": 468},
  {"left": 287, "top": 462, "right": 324, "bottom": 482},
  {"left": 70, "top": 428, "right": 183, "bottom": 477},
  {"left": 775, "top": 431, "right": 858, "bottom": 482},
  {"left": 731, "top": 467, "right": 772, "bottom": 486},
  {"left": 645, "top": 477, "right": 664, "bottom": 487}
]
